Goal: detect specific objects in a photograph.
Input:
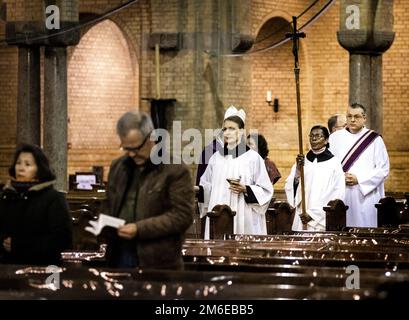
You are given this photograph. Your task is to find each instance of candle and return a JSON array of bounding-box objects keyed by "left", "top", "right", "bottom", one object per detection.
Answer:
[{"left": 266, "top": 90, "right": 272, "bottom": 102}]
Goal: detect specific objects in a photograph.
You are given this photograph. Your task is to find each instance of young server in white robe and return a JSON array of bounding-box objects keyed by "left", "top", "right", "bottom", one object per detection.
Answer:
[
  {"left": 286, "top": 125, "right": 345, "bottom": 231},
  {"left": 198, "top": 106, "right": 273, "bottom": 239},
  {"left": 329, "top": 103, "right": 389, "bottom": 227}
]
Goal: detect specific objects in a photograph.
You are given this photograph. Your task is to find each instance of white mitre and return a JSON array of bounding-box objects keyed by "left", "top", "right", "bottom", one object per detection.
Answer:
[{"left": 224, "top": 105, "right": 246, "bottom": 123}]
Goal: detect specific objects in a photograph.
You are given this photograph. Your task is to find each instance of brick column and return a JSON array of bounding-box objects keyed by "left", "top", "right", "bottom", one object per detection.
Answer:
[
  {"left": 5, "top": 0, "right": 80, "bottom": 191},
  {"left": 349, "top": 54, "right": 383, "bottom": 131},
  {"left": 43, "top": 46, "right": 68, "bottom": 192},
  {"left": 190, "top": 0, "right": 254, "bottom": 129},
  {"left": 337, "top": 0, "right": 395, "bottom": 133},
  {"left": 16, "top": 46, "right": 41, "bottom": 145}
]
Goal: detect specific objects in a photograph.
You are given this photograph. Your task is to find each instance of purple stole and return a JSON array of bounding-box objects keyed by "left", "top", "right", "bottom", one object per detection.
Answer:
[{"left": 341, "top": 129, "right": 379, "bottom": 172}]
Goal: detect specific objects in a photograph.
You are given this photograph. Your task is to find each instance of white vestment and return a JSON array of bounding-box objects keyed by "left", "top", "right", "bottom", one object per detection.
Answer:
[
  {"left": 199, "top": 149, "right": 273, "bottom": 239},
  {"left": 285, "top": 151, "right": 345, "bottom": 231},
  {"left": 329, "top": 128, "right": 390, "bottom": 227}
]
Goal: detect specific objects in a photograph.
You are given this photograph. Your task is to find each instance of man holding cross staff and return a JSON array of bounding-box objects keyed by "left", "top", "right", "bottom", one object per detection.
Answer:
[{"left": 284, "top": 17, "right": 345, "bottom": 231}]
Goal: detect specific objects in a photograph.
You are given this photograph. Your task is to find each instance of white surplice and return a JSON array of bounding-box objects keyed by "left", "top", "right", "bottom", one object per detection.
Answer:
[
  {"left": 199, "top": 149, "right": 273, "bottom": 239},
  {"left": 329, "top": 127, "right": 390, "bottom": 227},
  {"left": 285, "top": 151, "right": 345, "bottom": 231}
]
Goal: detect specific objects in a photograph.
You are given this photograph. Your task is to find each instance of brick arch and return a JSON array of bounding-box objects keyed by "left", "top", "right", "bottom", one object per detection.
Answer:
[
  {"left": 67, "top": 18, "right": 139, "bottom": 178},
  {"left": 252, "top": 9, "right": 294, "bottom": 38},
  {"left": 252, "top": 8, "right": 314, "bottom": 126},
  {"left": 68, "top": 13, "right": 141, "bottom": 76}
]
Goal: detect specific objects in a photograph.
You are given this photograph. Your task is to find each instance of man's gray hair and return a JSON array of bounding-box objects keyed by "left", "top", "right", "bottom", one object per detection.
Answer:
[
  {"left": 116, "top": 111, "right": 154, "bottom": 137},
  {"left": 327, "top": 115, "right": 338, "bottom": 133},
  {"left": 328, "top": 113, "right": 346, "bottom": 132}
]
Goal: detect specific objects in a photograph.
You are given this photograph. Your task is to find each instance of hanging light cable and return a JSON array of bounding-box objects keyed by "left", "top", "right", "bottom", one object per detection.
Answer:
[
  {"left": 0, "top": 0, "right": 140, "bottom": 45},
  {"left": 218, "top": 0, "right": 336, "bottom": 57}
]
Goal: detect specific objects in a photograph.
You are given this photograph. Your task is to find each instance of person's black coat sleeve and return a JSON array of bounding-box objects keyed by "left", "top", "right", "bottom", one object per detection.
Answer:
[{"left": 12, "top": 192, "right": 73, "bottom": 265}]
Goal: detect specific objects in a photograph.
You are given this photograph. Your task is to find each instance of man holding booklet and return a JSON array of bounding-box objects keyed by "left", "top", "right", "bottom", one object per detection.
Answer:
[{"left": 100, "top": 111, "right": 194, "bottom": 269}]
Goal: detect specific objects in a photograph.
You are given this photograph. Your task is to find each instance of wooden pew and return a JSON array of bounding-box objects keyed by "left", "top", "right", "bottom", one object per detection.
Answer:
[
  {"left": 207, "top": 198, "right": 348, "bottom": 237},
  {"left": 184, "top": 234, "right": 409, "bottom": 258},
  {"left": 50, "top": 191, "right": 409, "bottom": 300},
  {"left": 61, "top": 243, "right": 107, "bottom": 266},
  {"left": 41, "top": 222, "right": 409, "bottom": 299},
  {"left": 66, "top": 191, "right": 107, "bottom": 214},
  {"left": 402, "top": 193, "right": 409, "bottom": 223},
  {"left": 266, "top": 200, "right": 295, "bottom": 234},
  {"left": 70, "top": 208, "right": 99, "bottom": 251},
  {"left": 66, "top": 191, "right": 107, "bottom": 250},
  {"left": 205, "top": 200, "right": 295, "bottom": 238},
  {"left": 377, "top": 196, "right": 401, "bottom": 227},
  {"left": 2, "top": 263, "right": 408, "bottom": 299},
  {"left": 183, "top": 226, "right": 409, "bottom": 272},
  {"left": 377, "top": 194, "right": 409, "bottom": 227},
  {"left": 325, "top": 199, "right": 348, "bottom": 231},
  {"left": 185, "top": 198, "right": 202, "bottom": 239},
  {"left": 206, "top": 205, "right": 236, "bottom": 239}
]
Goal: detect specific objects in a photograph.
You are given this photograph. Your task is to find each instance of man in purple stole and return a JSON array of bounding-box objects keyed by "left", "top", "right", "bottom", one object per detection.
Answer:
[{"left": 329, "top": 103, "right": 390, "bottom": 227}]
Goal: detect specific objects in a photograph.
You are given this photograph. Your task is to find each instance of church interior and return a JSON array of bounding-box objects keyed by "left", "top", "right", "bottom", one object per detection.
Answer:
[{"left": 1, "top": 0, "right": 409, "bottom": 303}]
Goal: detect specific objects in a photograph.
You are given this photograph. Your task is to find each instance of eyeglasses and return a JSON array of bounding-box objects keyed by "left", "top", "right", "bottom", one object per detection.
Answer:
[
  {"left": 120, "top": 130, "right": 153, "bottom": 153},
  {"left": 346, "top": 114, "right": 364, "bottom": 120},
  {"left": 309, "top": 134, "right": 325, "bottom": 140}
]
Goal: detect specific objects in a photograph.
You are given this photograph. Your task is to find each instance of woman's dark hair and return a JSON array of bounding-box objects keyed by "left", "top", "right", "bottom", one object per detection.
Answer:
[
  {"left": 247, "top": 133, "right": 269, "bottom": 159},
  {"left": 224, "top": 116, "right": 245, "bottom": 129},
  {"left": 8, "top": 143, "right": 56, "bottom": 182}
]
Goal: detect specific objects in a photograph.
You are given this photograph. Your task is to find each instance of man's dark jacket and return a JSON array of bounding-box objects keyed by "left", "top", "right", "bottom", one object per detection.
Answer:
[{"left": 106, "top": 156, "right": 194, "bottom": 269}]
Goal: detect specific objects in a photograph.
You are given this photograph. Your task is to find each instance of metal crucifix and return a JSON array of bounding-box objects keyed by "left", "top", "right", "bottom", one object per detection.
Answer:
[{"left": 286, "top": 16, "right": 309, "bottom": 228}]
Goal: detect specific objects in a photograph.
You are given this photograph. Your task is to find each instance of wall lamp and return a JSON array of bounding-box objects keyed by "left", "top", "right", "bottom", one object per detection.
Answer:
[{"left": 266, "top": 90, "right": 279, "bottom": 112}]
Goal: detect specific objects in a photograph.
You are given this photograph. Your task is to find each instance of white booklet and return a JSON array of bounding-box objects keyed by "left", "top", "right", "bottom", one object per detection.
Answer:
[{"left": 85, "top": 214, "right": 126, "bottom": 236}]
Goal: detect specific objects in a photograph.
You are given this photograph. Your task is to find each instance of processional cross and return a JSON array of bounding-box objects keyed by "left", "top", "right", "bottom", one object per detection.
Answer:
[{"left": 285, "top": 16, "right": 309, "bottom": 229}]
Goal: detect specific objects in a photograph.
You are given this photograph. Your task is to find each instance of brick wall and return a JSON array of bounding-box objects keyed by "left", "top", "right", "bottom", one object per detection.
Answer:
[
  {"left": 0, "top": 20, "right": 17, "bottom": 181},
  {"left": 249, "top": 4, "right": 317, "bottom": 190},
  {"left": 0, "top": 45, "right": 17, "bottom": 146},
  {"left": 382, "top": 0, "right": 409, "bottom": 191},
  {"left": 383, "top": 0, "right": 409, "bottom": 152},
  {"left": 67, "top": 18, "right": 138, "bottom": 176},
  {"left": 0, "top": 0, "right": 408, "bottom": 193},
  {"left": 248, "top": 0, "right": 408, "bottom": 192},
  {"left": 5, "top": 0, "right": 43, "bottom": 21},
  {"left": 250, "top": 37, "right": 309, "bottom": 190}
]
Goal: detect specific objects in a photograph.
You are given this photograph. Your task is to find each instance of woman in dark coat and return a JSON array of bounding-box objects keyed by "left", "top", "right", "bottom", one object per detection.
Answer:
[{"left": 0, "top": 143, "right": 72, "bottom": 265}]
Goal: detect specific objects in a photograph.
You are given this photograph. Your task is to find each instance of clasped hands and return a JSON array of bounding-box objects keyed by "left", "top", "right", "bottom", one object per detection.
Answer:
[
  {"left": 345, "top": 172, "right": 358, "bottom": 186},
  {"left": 229, "top": 180, "right": 246, "bottom": 194}
]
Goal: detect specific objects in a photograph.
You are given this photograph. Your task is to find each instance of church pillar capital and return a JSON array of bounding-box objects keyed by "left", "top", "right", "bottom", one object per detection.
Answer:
[{"left": 337, "top": 0, "right": 395, "bottom": 54}]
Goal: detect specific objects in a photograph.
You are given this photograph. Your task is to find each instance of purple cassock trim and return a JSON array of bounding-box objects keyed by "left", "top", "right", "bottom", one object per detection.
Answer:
[{"left": 341, "top": 130, "right": 379, "bottom": 172}]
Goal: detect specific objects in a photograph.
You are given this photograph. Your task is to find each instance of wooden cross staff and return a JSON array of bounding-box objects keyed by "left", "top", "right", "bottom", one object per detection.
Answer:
[{"left": 285, "top": 16, "right": 309, "bottom": 229}]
